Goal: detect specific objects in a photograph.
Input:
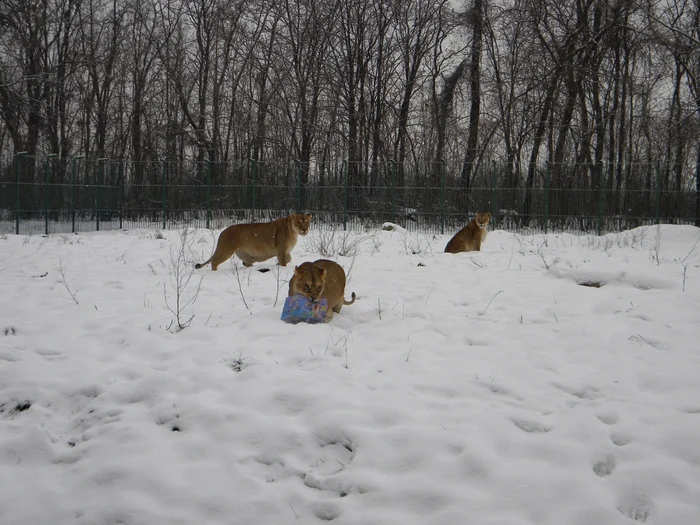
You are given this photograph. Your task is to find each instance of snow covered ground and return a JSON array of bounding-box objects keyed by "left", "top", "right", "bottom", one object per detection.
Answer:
[{"left": 1, "top": 223, "right": 699, "bottom": 525}]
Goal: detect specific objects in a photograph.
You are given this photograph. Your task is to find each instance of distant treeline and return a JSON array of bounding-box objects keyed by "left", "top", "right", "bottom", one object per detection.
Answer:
[{"left": 0, "top": 0, "right": 698, "bottom": 222}]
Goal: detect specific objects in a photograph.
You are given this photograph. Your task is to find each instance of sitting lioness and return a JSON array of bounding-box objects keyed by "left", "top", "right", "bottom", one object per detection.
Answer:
[
  {"left": 444, "top": 212, "right": 490, "bottom": 253},
  {"left": 195, "top": 213, "right": 311, "bottom": 271},
  {"left": 288, "top": 259, "right": 356, "bottom": 318}
]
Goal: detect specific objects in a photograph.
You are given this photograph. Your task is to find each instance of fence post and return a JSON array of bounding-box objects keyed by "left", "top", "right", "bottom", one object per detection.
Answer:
[
  {"left": 655, "top": 162, "right": 661, "bottom": 225},
  {"left": 161, "top": 160, "right": 167, "bottom": 230},
  {"left": 250, "top": 158, "right": 256, "bottom": 221},
  {"left": 44, "top": 154, "right": 57, "bottom": 235},
  {"left": 96, "top": 158, "right": 107, "bottom": 231},
  {"left": 544, "top": 161, "right": 550, "bottom": 234},
  {"left": 597, "top": 162, "right": 604, "bottom": 236},
  {"left": 491, "top": 160, "right": 498, "bottom": 225},
  {"left": 118, "top": 160, "right": 124, "bottom": 230},
  {"left": 71, "top": 156, "right": 84, "bottom": 233},
  {"left": 343, "top": 160, "right": 348, "bottom": 231},
  {"left": 391, "top": 160, "right": 396, "bottom": 224},
  {"left": 14, "top": 151, "right": 27, "bottom": 235},
  {"left": 296, "top": 160, "right": 302, "bottom": 213},
  {"left": 440, "top": 159, "right": 446, "bottom": 235},
  {"left": 206, "top": 159, "right": 212, "bottom": 229}
]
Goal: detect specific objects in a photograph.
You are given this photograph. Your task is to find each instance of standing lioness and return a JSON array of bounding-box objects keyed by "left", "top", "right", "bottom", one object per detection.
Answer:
[
  {"left": 445, "top": 212, "right": 490, "bottom": 253},
  {"left": 195, "top": 213, "right": 311, "bottom": 271},
  {"left": 289, "top": 259, "right": 356, "bottom": 318}
]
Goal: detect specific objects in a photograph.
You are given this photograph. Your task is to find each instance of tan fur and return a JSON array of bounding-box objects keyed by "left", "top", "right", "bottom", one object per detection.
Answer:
[
  {"left": 444, "top": 212, "right": 491, "bottom": 253},
  {"left": 195, "top": 213, "right": 311, "bottom": 271},
  {"left": 288, "top": 259, "right": 356, "bottom": 318}
]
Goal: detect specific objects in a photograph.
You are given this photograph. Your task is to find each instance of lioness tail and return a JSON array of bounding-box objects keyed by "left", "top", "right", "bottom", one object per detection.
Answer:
[
  {"left": 194, "top": 256, "right": 213, "bottom": 270},
  {"left": 344, "top": 292, "right": 356, "bottom": 306}
]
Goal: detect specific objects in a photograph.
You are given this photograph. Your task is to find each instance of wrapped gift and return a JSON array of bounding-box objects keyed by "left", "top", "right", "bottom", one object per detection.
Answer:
[{"left": 281, "top": 295, "right": 330, "bottom": 324}]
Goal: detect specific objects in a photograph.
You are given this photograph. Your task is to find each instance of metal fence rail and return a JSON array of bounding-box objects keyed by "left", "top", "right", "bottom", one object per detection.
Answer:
[{"left": 1, "top": 156, "right": 697, "bottom": 236}]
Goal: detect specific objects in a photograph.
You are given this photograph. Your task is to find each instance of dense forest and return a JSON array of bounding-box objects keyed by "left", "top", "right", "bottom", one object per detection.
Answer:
[{"left": 0, "top": 0, "right": 698, "bottom": 215}]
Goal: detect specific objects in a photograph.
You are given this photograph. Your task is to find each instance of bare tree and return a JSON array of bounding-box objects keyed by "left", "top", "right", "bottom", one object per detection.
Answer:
[
  {"left": 393, "top": 0, "right": 448, "bottom": 187},
  {"left": 460, "top": 0, "right": 484, "bottom": 202},
  {"left": 77, "top": 0, "right": 125, "bottom": 159},
  {"left": 0, "top": 0, "right": 697, "bottom": 230},
  {"left": 128, "top": 0, "right": 160, "bottom": 182},
  {"left": 276, "top": 0, "right": 338, "bottom": 209}
]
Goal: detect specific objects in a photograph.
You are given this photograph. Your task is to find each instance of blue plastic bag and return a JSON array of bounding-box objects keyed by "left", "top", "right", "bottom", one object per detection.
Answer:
[{"left": 281, "top": 295, "right": 330, "bottom": 324}]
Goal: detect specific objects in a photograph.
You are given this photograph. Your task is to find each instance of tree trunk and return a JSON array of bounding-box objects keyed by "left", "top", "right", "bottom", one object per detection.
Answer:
[
  {"left": 695, "top": 140, "right": 700, "bottom": 227},
  {"left": 460, "top": 0, "right": 483, "bottom": 207},
  {"left": 434, "top": 60, "right": 467, "bottom": 184},
  {"left": 524, "top": 66, "right": 562, "bottom": 223}
]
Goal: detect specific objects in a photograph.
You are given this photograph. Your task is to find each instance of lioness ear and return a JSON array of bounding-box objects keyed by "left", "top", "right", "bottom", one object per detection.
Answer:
[
  {"left": 318, "top": 268, "right": 327, "bottom": 279},
  {"left": 294, "top": 266, "right": 302, "bottom": 279},
  {"left": 305, "top": 213, "right": 311, "bottom": 220}
]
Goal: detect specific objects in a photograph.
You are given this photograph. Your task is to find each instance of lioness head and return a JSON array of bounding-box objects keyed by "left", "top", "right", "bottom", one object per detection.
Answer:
[
  {"left": 291, "top": 213, "right": 312, "bottom": 235},
  {"left": 475, "top": 212, "right": 491, "bottom": 228},
  {"left": 291, "top": 262, "right": 326, "bottom": 302}
]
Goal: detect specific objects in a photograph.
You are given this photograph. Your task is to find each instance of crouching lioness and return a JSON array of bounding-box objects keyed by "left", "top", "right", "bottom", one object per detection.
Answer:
[
  {"left": 195, "top": 213, "right": 311, "bottom": 271},
  {"left": 288, "top": 259, "right": 356, "bottom": 318}
]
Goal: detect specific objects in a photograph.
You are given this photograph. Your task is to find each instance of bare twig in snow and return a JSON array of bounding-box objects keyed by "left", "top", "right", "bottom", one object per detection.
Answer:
[
  {"left": 680, "top": 233, "right": 700, "bottom": 293},
  {"left": 230, "top": 262, "right": 251, "bottom": 312},
  {"left": 651, "top": 225, "right": 661, "bottom": 265},
  {"left": 272, "top": 264, "right": 286, "bottom": 308},
  {"left": 478, "top": 290, "right": 503, "bottom": 317},
  {"left": 164, "top": 228, "right": 204, "bottom": 331},
  {"left": 54, "top": 256, "right": 79, "bottom": 305},
  {"left": 345, "top": 255, "right": 357, "bottom": 285}
]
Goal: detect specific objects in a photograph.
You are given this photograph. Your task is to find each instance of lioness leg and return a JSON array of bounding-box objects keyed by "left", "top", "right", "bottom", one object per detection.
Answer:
[
  {"left": 236, "top": 251, "right": 255, "bottom": 267},
  {"left": 277, "top": 251, "right": 292, "bottom": 266},
  {"left": 333, "top": 292, "right": 355, "bottom": 314},
  {"left": 211, "top": 246, "right": 236, "bottom": 271},
  {"left": 237, "top": 251, "right": 274, "bottom": 267}
]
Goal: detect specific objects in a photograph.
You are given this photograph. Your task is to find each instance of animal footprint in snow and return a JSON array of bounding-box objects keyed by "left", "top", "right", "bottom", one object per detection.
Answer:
[
  {"left": 152, "top": 405, "right": 182, "bottom": 432},
  {"left": 246, "top": 455, "right": 302, "bottom": 483},
  {"left": 155, "top": 414, "right": 182, "bottom": 432},
  {"left": 311, "top": 501, "right": 342, "bottom": 521},
  {"left": 552, "top": 382, "right": 601, "bottom": 400},
  {"left": 35, "top": 347, "right": 65, "bottom": 360},
  {"left": 301, "top": 427, "right": 372, "bottom": 498},
  {"left": 596, "top": 412, "right": 618, "bottom": 425},
  {"left": 592, "top": 455, "right": 616, "bottom": 477},
  {"left": 310, "top": 434, "right": 355, "bottom": 477},
  {"left": 610, "top": 432, "right": 633, "bottom": 446},
  {"left": 617, "top": 493, "right": 652, "bottom": 522},
  {"left": 475, "top": 381, "right": 523, "bottom": 401},
  {"left": 0, "top": 400, "right": 32, "bottom": 420},
  {"left": 68, "top": 406, "right": 123, "bottom": 441},
  {"left": 511, "top": 417, "right": 552, "bottom": 433}
]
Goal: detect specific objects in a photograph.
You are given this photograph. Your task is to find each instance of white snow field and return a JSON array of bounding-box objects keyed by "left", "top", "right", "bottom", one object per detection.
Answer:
[{"left": 1, "top": 223, "right": 699, "bottom": 525}]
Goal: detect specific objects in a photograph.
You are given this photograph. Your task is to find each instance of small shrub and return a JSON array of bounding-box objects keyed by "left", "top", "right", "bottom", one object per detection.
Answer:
[{"left": 306, "top": 229, "right": 372, "bottom": 257}]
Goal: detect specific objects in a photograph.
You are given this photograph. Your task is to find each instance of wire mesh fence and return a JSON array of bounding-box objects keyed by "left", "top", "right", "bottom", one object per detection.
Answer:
[{"left": 0, "top": 155, "right": 697, "bottom": 236}]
